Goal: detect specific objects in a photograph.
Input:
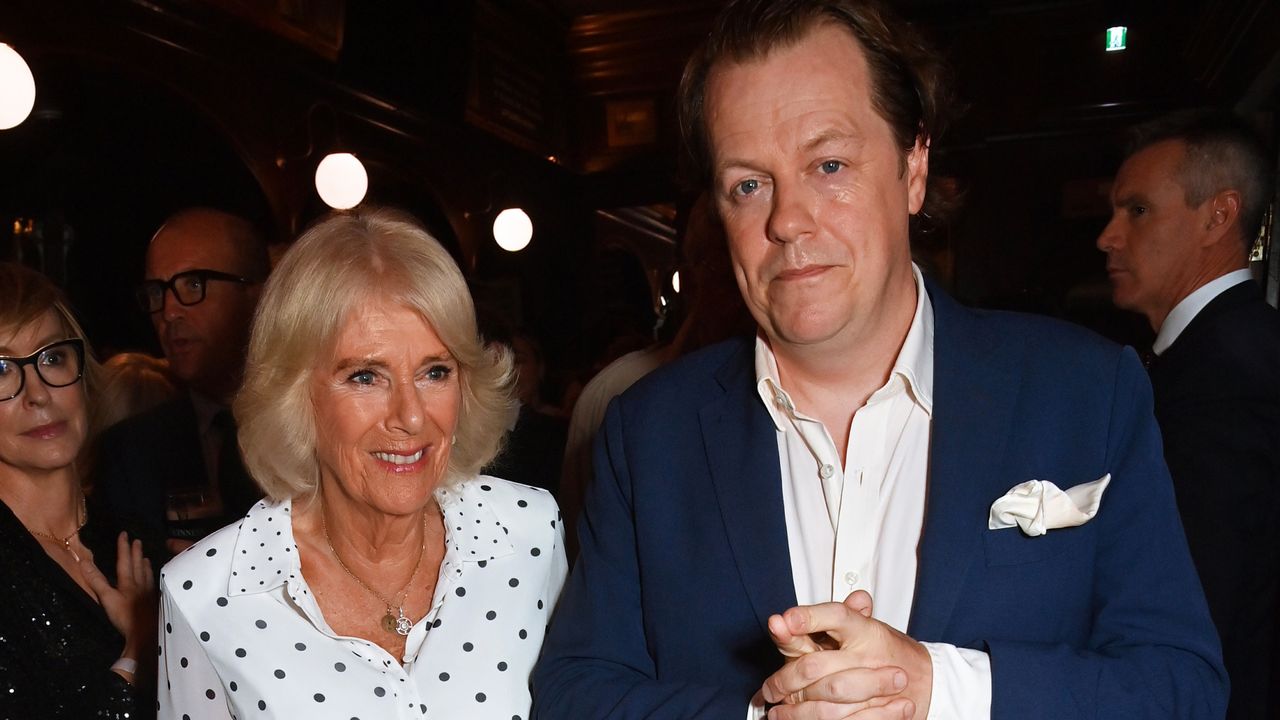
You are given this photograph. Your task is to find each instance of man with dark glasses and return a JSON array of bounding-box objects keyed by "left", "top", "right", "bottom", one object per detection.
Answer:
[{"left": 95, "top": 208, "right": 269, "bottom": 556}]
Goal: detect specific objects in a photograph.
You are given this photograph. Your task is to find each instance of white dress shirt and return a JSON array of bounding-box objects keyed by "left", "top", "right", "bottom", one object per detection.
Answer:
[
  {"left": 158, "top": 476, "right": 567, "bottom": 719},
  {"left": 748, "top": 265, "right": 991, "bottom": 719},
  {"left": 1153, "top": 268, "right": 1254, "bottom": 355}
]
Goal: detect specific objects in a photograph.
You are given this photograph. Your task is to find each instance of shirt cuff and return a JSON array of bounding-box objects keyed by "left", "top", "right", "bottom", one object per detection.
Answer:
[
  {"left": 922, "top": 642, "right": 992, "bottom": 720},
  {"left": 748, "top": 688, "right": 769, "bottom": 720}
]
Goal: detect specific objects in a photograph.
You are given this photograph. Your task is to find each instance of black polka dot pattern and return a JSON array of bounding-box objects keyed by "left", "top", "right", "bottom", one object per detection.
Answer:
[{"left": 156, "top": 479, "right": 567, "bottom": 718}]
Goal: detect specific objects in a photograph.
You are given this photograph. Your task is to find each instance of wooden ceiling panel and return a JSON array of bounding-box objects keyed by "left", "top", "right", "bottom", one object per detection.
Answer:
[{"left": 564, "top": 2, "right": 721, "bottom": 97}]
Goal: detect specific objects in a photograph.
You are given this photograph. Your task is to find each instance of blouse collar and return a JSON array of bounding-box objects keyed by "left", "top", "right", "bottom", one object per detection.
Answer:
[{"left": 225, "top": 478, "right": 517, "bottom": 598}]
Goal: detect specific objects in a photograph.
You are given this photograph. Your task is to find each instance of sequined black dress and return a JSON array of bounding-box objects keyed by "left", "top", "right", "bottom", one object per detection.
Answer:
[{"left": 0, "top": 498, "right": 151, "bottom": 719}]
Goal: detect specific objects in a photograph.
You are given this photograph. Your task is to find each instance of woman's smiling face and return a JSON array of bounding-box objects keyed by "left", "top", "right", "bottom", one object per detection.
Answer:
[{"left": 310, "top": 298, "right": 461, "bottom": 517}]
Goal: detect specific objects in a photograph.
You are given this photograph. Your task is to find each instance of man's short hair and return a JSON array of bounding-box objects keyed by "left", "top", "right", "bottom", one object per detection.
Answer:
[
  {"left": 1126, "top": 109, "right": 1275, "bottom": 253},
  {"left": 677, "top": 0, "right": 954, "bottom": 224}
]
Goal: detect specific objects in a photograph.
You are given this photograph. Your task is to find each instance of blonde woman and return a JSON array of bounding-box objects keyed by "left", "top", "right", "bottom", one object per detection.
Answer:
[
  {"left": 158, "top": 209, "right": 566, "bottom": 719},
  {"left": 0, "top": 262, "right": 156, "bottom": 719}
]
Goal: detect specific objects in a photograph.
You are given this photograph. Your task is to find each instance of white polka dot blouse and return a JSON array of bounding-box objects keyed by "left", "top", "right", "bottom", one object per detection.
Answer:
[{"left": 157, "top": 476, "right": 567, "bottom": 719}]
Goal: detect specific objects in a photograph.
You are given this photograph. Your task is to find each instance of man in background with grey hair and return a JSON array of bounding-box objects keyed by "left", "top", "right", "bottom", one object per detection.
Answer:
[{"left": 1098, "top": 109, "right": 1279, "bottom": 718}]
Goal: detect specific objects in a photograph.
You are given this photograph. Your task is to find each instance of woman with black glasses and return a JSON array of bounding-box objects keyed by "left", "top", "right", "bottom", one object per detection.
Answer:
[{"left": 0, "top": 262, "right": 157, "bottom": 719}]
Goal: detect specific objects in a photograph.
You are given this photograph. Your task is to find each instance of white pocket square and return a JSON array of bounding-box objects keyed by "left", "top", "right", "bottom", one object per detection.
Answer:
[{"left": 988, "top": 474, "right": 1111, "bottom": 537}]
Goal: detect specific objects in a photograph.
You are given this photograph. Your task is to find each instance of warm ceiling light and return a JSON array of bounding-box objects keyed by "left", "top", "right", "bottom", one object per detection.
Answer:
[
  {"left": 671, "top": 270, "right": 681, "bottom": 294},
  {"left": 0, "top": 43, "right": 36, "bottom": 130},
  {"left": 314, "top": 152, "right": 368, "bottom": 210},
  {"left": 493, "top": 208, "right": 533, "bottom": 252}
]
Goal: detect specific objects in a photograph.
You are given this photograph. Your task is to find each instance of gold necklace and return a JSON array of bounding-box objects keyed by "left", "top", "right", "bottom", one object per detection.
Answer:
[
  {"left": 30, "top": 494, "right": 88, "bottom": 562},
  {"left": 321, "top": 512, "right": 429, "bottom": 636}
]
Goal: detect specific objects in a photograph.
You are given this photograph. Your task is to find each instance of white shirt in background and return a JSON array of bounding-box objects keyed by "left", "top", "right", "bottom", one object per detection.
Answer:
[{"left": 1153, "top": 268, "right": 1254, "bottom": 355}]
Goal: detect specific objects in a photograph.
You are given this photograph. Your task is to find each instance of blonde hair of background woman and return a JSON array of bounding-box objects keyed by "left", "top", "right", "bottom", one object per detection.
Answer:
[{"left": 90, "top": 352, "right": 178, "bottom": 435}]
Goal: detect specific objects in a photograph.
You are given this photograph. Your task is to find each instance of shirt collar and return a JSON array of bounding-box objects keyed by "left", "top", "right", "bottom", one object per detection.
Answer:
[
  {"left": 227, "top": 498, "right": 298, "bottom": 597},
  {"left": 1154, "top": 268, "right": 1253, "bottom": 355},
  {"left": 754, "top": 263, "right": 935, "bottom": 431},
  {"left": 226, "top": 479, "right": 518, "bottom": 598},
  {"left": 434, "top": 478, "right": 518, "bottom": 564}
]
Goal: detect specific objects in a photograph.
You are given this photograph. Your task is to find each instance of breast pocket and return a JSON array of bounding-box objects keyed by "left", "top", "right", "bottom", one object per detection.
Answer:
[{"left": 982, "top": 524, "right": 1090, "bottom": 567}]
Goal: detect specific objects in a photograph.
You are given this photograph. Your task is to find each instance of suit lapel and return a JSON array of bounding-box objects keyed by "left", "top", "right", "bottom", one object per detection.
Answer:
[
  {"left": 701, "top": 341, "right": 797, "bottom": 634},
  {"left": 909, "top": 285, "right": 1017, "bottom": 640}
]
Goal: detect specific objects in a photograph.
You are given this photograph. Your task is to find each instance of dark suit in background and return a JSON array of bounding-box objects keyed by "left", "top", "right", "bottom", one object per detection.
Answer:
[
  {"left": 1149, "top": 279, "right": 1280, "bottom": 717},
  {"left": 485, "top": 405, "right": 569, "bottom": 497},
  {"left": 94, "top": 395, "right": 260, "bottom": 560}
]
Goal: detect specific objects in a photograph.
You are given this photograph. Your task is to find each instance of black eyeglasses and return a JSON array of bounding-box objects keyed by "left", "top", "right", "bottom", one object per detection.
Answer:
[
  {"left": 135, "top": 269, "right": 259, "bottom": 314},
  {"left": 0, "top": 339, "right": 86, "bottom": 402}
]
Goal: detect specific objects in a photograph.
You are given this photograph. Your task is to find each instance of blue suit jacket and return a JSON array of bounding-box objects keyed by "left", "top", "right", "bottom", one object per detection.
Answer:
[{"left": 534, "top": 285, "right": 1227, "bottom": 719}]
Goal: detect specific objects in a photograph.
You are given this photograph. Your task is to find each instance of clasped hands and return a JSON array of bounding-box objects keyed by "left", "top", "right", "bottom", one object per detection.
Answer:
[{"left": 760, "top": 591, "right": 932, "bottom": 720}]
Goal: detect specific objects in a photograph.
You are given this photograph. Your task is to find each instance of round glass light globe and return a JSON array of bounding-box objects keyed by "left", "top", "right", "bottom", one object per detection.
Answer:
[
  {"left": 671, "top": 270, "right": 681, "bottom": 293},
  {"left": 0, "top": 44, "right": 37, "bottom": 130},
  {"left": 493, "top": 208, "right": 533, "bottom": 252},
  {"left": 314, "top": 152, "right": 368, "bottom": 210}
]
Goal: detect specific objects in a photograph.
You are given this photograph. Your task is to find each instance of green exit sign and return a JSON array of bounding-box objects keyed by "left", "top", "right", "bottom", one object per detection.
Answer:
[{"left": 1106, "top": 26, "right": 1128, "bottom": 51}]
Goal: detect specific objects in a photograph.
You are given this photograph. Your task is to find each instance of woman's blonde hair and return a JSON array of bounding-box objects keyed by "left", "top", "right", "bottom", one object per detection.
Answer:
[
  {"left": 90, "top": 353, "right": 177, "bottom": 434},
  {"left": 235, "top": 208, "right": 516, "bottom": 501}
]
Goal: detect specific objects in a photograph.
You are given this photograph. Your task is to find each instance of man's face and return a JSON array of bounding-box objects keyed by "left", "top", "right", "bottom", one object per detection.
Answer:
[
  {"left": 1098, "top": 140, "right": 1209, "bottom": 326},
  {"left": 705, "top": 23, "right": 928, "bottom": 352},
  {"left": 145, "top": 213, "right": 259, "bottom": 399}
]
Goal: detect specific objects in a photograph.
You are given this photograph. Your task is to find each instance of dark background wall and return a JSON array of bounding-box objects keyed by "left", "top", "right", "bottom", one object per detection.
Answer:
[{"left": 1, "top": 0, "right": 1277, "bottom": 397}]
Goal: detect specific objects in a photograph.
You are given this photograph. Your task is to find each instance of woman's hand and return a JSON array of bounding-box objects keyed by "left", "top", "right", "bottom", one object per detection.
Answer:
[{"left": 80, "top": 532, "right": 158, "bottom": 682}]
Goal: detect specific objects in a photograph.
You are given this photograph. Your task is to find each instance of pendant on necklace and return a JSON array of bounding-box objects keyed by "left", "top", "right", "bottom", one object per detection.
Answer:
[
  {"left": 394, "top": 607, "right": 412, "bottom": 636},
  {"left": 381, "top": 611, "right": 397, "bottom": 633},
  {"left": 51, "top": 537, "right": 81, "bottom": 563}
]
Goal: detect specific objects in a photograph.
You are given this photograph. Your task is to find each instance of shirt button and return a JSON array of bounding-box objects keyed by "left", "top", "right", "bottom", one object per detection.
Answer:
[
  {"left": 819, "top": 464, "right": 835, "bottom": 479},
  {"left": 844, "top": 571, "right": 859, "bottom": 586}
]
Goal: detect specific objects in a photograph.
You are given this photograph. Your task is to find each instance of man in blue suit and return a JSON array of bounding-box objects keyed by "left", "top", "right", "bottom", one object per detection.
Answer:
[{"left": 533, "top": 0, "right": 1226, "bottom": 717}]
